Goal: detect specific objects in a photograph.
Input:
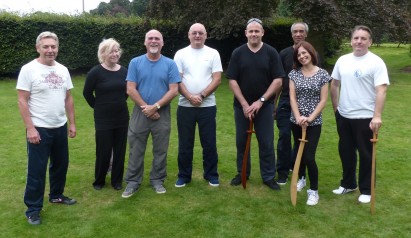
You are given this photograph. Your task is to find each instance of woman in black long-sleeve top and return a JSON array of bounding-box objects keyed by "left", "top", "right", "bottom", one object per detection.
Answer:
[{"left": 83, "top": 38, "right": 129, "bottom": 191}]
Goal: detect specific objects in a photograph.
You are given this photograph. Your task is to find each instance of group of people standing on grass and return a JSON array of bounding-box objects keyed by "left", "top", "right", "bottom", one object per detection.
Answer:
[{"left": 17, "top": 18, "right": 389, "bottom": 225}]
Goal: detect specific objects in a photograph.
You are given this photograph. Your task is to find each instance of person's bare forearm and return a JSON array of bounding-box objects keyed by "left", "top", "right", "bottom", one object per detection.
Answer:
[
  {"left": 65, "top": 91, "right": 76, "bottom": 126},
  {"left": 373, "top": 85, "right": 387, "bottom": 119},
  {"left": 201, "top": 72, "right": 222, "bottom": 97},
  {"left": 262, "top": 78, "right": 282, "bottom": 101},
  {"left": 127, "top": 81, "right": 147, "bottom": 106},
  {"left": 330, "top": 79, "right": 340, "bottom": 112}
]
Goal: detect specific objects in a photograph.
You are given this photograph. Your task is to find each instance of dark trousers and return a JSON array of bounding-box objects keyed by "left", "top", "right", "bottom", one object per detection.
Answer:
[
  {"left": 94, "top": 127, "right": 128, "bottom": 187},
  {"left": 335, "top": 111, "right": 373, "bottom": 195},
  {"left": 275, "top": 96, "right": 296, "bottom": 179},
  {"left": 234, "top": 104, "right": 276, "bottom": 182},
  {"left": 24, "top": 124, "right": 69, "bottom": 217},
  {"left": 177, "top": 106, "right": 219, "bottom": 182},
  {"left": 291, "top": 123, "right": 321, "bottom": 190}
]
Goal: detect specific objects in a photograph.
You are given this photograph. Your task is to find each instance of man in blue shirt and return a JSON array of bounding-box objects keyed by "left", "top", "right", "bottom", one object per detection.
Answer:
[{"left": 122, "top": 29, "right": 181, "bottom": 198}]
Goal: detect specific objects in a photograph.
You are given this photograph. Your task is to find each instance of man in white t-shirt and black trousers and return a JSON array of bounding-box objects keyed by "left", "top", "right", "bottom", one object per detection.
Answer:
[
  {"left": 330, "top": 25, "right": 389, "bottom": 204},
  {"left": 17, "top": 31, "right": 77, "bottom": 225},
  {"left": 173, "top": 23, "right": 223, "bottom": 188}
]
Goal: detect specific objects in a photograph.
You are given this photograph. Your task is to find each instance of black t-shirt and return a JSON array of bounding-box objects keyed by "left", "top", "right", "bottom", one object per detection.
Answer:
[
  {"left": 279, "top": 46, "right": 294, "bottom": 97},
  {"left": 83, "top": 65, "right": 129, "bottom": 130},
  {"left": 226, "top": 43, "right": 285, "bottom": 107}
]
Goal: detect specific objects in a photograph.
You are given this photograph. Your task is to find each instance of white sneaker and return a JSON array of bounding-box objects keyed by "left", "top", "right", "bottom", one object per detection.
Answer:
[
  {"left": 297, "top": 177, "right": 306, "bottom": 192},
  {"left": 358, "top": 194, "right": 371, "bottom": 203},
  {"left": 306, "top": 189, "right": 319, "bottom": 206},
  {"left": 332, "top": 186, "right": 357, "bottom": 195}
]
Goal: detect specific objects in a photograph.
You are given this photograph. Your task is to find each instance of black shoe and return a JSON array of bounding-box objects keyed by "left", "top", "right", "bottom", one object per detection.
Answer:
[
  {"left": 230, "top": 174, "right": 249, "bottom": 186},
  {"left": 264, "top": 180, "right": 281, "bottom": 190},
  {"left": 27, "top": 213, "right": 41, "bottom": 225},
  {"left": 113, "top": 184, "right": 123, "bottom": 190},
  {"left": 277, "top": 177, "right": 288, "bottom": 185},
  {"left": 49, "top": 196, "right": 77, "bottom": 205},
  {"left": 93, "top": 184, "right": 103, "bottom": 190}
]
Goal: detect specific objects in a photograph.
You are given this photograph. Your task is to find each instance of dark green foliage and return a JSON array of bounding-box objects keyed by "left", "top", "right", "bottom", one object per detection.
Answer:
[
  {"left": 130, "top": 0, "right": 149, "bottom": 16},
  {"left": 90, "top": 0, "right": 132, "bottom": 17},
  {"left": 146, "top": 0, "right": 280, "bottom": 40},
  {"left": 286, "top": 0, "right": 411, "bottom": 55},
  {"left": 0, "top": 12, "right": 295, "bottom": 76},
  {"left": 0, "top": 12, "right": 148, "bottom": 76}
]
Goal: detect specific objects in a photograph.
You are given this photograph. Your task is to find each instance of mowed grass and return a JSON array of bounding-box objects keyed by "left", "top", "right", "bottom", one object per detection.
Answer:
[{"left": 0, "top": 44, "right": 410, "bottom": 237}]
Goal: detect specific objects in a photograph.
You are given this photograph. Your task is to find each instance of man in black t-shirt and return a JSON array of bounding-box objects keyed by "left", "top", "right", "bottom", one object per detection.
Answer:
[{"left": 226, "top": 18, "right": 285, "bottom": 190}]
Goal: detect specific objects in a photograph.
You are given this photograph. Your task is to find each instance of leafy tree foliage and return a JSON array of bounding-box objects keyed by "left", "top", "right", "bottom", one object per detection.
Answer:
[
  {"left": 287, "top": 0, "right": 411, "bottom": 48},
  {"left": 130, "top": 0, "right": 148, "bottom": 16},
  {"left": 90, "top": 0, "right": 131, "bottom": 17},
  {"left": 145, "top": 0, "right": 280, "bottom": 39}
]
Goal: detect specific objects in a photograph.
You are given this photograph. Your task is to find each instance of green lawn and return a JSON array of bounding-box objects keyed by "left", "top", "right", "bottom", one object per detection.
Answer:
[{"left": 0, "top": 44, "right": 410, "bottom": 237}]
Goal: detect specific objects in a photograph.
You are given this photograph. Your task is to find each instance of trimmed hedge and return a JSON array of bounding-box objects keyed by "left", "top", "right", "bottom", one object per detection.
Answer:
[{"left": 0, "top": 12, "right": 302, "bottom": 77}]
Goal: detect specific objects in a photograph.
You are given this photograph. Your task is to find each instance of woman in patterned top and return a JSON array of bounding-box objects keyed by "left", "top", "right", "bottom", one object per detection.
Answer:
[{"left": 289, "top": 41, "right": 331, "bottom": 206}]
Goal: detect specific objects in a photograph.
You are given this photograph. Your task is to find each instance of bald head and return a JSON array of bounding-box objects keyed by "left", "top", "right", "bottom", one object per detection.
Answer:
[
  {"left": 145, "top": 29, "right": 163, "bottom": 41},
  {"left": 144, "top": 29, "right": 164, "bottom": 59},
  {"left": 188, "top": 23, "right": 207, "bottom": 49}
]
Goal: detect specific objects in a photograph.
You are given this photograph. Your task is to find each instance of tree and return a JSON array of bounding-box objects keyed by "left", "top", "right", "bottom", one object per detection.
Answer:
[
  {"left": 286, "top": 0, "right": 411, "bottom": 49},
  {"left": 130, "top": 0, "right": 148, "bottom": 16},
  {"left": 146, "top": 0, "right": 280, "bottom": 39},
  {"left": 90, "top": 0, "right": 131, "bottom": 17}
]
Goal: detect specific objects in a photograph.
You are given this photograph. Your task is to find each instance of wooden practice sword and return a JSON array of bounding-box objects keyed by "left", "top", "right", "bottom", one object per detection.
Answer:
[
  {"left": 290, "top": 126, "right": 308, "bottom": 206},
  {"left": 241, "top": 118, "right": 254, "bottom": 189},
  {"left": 370, "top": 132, "right": 378, "bottom": 215}
]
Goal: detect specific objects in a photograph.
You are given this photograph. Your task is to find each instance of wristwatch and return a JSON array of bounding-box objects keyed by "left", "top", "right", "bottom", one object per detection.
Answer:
[
  {"left": 260, "top": 97, "right": 265, "bottom": 102},
  {"left": 155, "top": 103, "right": 161, "bottom": 109}
]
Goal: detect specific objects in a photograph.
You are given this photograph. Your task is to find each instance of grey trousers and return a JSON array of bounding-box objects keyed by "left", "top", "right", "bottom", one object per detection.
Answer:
[{"left": 124, "top": 105, "right": 171, "bottom": 188}]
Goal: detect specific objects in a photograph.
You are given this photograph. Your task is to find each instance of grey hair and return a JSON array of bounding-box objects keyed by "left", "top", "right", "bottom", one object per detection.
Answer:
[
  {"left": 36, "top": 31, "right": 59, "bottom": 46},
  {"left": 291, "top": 22, "right": 309, "bottom": 33}
]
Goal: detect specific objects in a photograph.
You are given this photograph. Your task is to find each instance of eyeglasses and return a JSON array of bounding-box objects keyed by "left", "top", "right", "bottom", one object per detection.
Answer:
[
  {"left": 247, "top": 18, "right": 263, "bottom": 25},
  {"left": 190, "top": 31, "right": 205, "bottom": 36}
]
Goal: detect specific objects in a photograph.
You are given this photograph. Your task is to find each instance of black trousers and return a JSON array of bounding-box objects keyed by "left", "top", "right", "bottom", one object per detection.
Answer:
[
  {"left": 94, "top": 127, "right": 128, "bottom": 187},
  {"left": 335, "top": 111, "right": 373, "bottom": 195},
  {"left": 291, "top": 123, "right": 321, "bottom": 190}
]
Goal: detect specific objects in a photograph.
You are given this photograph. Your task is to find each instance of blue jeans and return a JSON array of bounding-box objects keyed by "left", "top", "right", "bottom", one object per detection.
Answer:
[
  {"left": 177, "top": 106, "right": 218, "bottom": 182},
  {"left": 275, "top": 96, "right": 294, "bottom": 179},
  {"left": 24, "top": 124, "right": 69, "bottom": 217},
  {"left": 234, "top": 103, "right": 276, "bottom": 181}
]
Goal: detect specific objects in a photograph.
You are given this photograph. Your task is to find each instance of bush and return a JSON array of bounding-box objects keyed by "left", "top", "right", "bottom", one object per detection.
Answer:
[{"left": 0, "top": 12, "right": 301, "bottom": 77}]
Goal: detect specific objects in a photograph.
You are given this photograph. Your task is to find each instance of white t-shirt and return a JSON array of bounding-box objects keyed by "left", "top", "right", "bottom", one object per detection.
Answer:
[
  {"left": 16, "top": 59, "right": 73, "bottom": 128},
  {"left": 331, "top": 51, "right": 389, "bottom": 119},
  {"left": 174, "top": 45, "right": 223, "bottom": 107}
]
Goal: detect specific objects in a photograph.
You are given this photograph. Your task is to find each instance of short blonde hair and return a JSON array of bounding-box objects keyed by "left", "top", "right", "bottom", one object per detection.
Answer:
[{"left": 97, "top": 38, "right": 122, "bottom": 63}]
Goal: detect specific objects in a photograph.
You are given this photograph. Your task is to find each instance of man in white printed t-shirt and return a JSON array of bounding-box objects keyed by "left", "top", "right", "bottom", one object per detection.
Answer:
[
  {"left": 17, "top": 31, "right": 77, "bottom": 225},
  {"left": 330, "top": 25, "right": 389, "bottom": 204},
  {"left": 173, "top": 23, "right": 223, "bottom": 188}
]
